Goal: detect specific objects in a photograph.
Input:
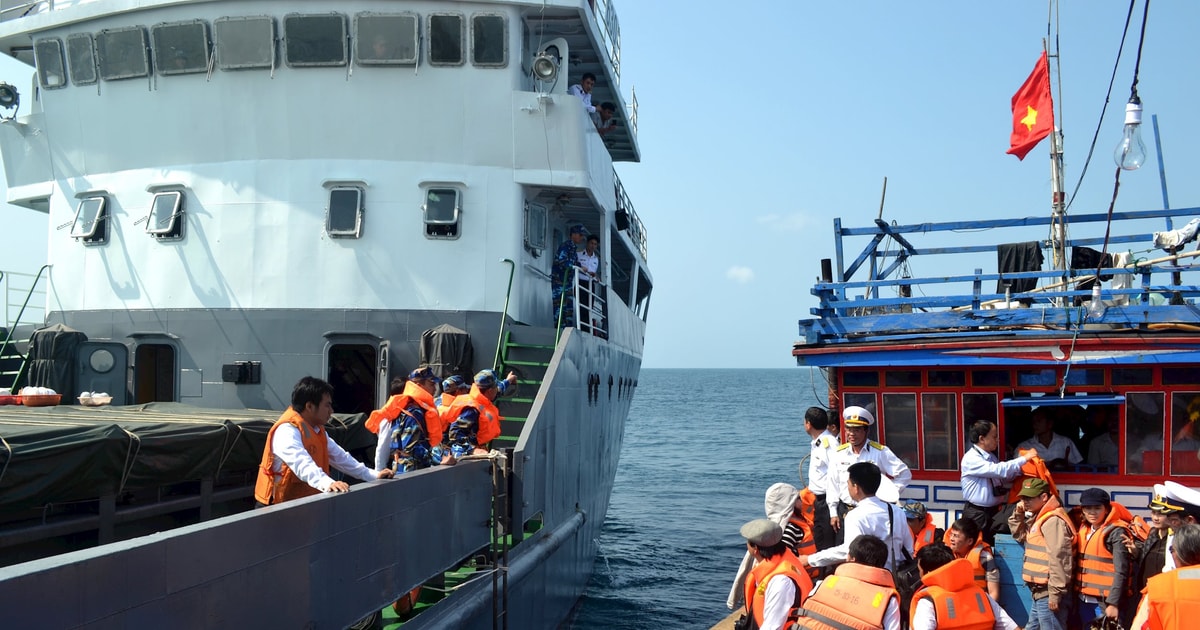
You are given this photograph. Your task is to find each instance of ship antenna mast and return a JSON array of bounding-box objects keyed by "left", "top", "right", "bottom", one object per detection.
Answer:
[{"left": 1046, "top": 7, "right": 1068, "bottom": 273}]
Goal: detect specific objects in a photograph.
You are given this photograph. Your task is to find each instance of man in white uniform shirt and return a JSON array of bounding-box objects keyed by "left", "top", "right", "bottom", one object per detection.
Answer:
[
  {"left": 797, "top": 462, "right": 914, "bottom": 572},
  {"left": 802, "top": 406, "right": 839, "bottom": 551},
  {"left": 1159, "top": 480, "right": 1200, "bottom": 572},
  {"left": 828, "top": 406, "right": 912, "bottom": 544},
  {"left": 1016, "top": 407, "right": 1083, "bottom": 468},
  {"left": 961, "top": 419, "right": 1035, "bottom": 545}
]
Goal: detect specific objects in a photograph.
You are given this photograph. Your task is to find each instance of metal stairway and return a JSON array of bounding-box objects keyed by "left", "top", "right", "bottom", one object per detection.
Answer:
[{"left": 492, "top": 326, "right": 557, "bottom": 446}]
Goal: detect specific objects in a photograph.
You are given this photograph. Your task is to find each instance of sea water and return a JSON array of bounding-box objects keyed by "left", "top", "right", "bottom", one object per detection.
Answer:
[{"left": 570, "top": 368, "right": 827, "bottom": 628}]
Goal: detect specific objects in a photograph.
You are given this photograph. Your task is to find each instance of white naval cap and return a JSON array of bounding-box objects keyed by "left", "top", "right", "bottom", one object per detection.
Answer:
[{"left": 842, "top": 406, "right": 875, "bottom": 427}]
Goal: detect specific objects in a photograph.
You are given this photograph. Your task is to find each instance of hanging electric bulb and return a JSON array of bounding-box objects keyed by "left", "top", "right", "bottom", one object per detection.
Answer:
[
  {"left": 1087, "top": 285, "right": 1106, "bottom": 321},
  {"left": 1113, "top": 96, "right": 1147, "bottom": 171}
]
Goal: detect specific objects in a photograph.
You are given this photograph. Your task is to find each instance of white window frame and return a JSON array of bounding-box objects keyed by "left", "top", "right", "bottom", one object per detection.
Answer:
[
  {"left": 145, "top": 190, "right": 185, "bottom": 239},
  {"left": 326, "top": 185, "right": 365, "bottom": 238},
  {"left": 422, "top": 186, "right": 462, "bottom": 240},
  {"left": 70, "top": 195, "right": 108, "bottom": 243}
]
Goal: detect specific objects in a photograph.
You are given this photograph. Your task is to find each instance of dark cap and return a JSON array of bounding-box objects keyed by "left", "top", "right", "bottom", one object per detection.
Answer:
[
  {"left": 1079, "top": 488, "right": 1110, "bottom": 507},
  {"left": 474, "top": 369, "right": 499, "bottom": 390},
  {"left": 569, "top": 223, "right": 588, "bottom": 235},
  {"left": 902, "top": 500, "right": 927, "bottom": 520},
  {"left": 1017, "top": 478, "right": 1049, "bottom": 498},
  {"left": 739, "top": 518, "right": 783, "bottom": 547},
  {"left": 441, "top": 375, "right": 466, "bottom": 392},
  {"left": 408, "top": 367, "right": 436, "bottom": 382}
]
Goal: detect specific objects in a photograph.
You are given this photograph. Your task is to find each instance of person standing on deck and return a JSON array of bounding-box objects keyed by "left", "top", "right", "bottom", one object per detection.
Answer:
[
  {"left": 737, "top": 518, "right": 813, "bottom": 630},
  {"left": 827, "top": 406, "right": 912, "bottom": 544},
  {"left": 1158, "top": 481, "right": 1200, "bottom": 572},
  {"left": 254, "top": 376, "right": 393, "bottom": 507},
  {"left": 366, "top": 367, "right": 448, "bottom": 473},
  {"left": 446, "top": 369, "right": 516, "bottom": 458},
  {"left": 1072, "top": 488, "right": 1135, "bottom": 629},
  {"left": 1009, "top": 477, "right": 1075, "bottom": 630},
  {"left": 908, "top": 544, "right": 1018, "bottom": 630},
  {"left": 961, "top": 420, "right": 1035, "bottom": 546},
  {"left": 802, "top": 406, "right": 840, "bottom": 551},
  {"left": 796, "top": 462, "right": 914, "bottom": 572},
  {"left": 1131, "top": 485, "right": 1184, "bottom": 616},
  {"left": 552, "top": 224, "right": 587, "bottom": 328},
  {"left": 1129, "top": 523, "right": 1200, "bottom": 630},
  {"left": 434, "top": 375, "right": 467, "bottom": 410},
  {"left": 794, "top": 535, "right": 902, "bottom": 630}
]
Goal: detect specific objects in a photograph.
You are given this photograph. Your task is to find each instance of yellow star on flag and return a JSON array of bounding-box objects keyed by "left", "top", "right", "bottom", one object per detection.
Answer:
[{"left": 1021, "top": 105, "right": 1038, "bottom": 131}]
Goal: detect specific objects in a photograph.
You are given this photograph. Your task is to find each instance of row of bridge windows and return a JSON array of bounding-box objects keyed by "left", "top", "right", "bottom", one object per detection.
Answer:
[{"left": 34, "top": 12, "right": 508, "bottom": 89}]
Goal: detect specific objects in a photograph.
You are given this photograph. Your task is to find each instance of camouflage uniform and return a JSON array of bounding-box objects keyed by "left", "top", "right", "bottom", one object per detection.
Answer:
[{"left": 551, "top": 224, "right": 587, "bottom": 327}]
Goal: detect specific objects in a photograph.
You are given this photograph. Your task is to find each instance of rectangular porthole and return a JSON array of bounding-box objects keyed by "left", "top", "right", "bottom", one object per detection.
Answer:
[
  {"left": 214, "top": 16, "right": 276, "bottom": 70},
  {"left": 34, "top": 39, "right": 67, "bottom": 89},
  {"left": 327, "top": 187, "right": 364, "bottom": 238},
  {"left": 67, "top": 34, "right": 98, "bottom": 85},
  {"left": 284, "top": 14, "right": 348, "bottom": 67},
  {"left": 146, "top": 191, "right": 184, "bottom": 239},
  {"left": 96, "top": 27, "right": 150, "bottom": 81},
  {"left": 423, "top": 187, "right": 460, "bottom": 239},
  {"left": 428, "top": 14, "right": 464, "bottom": 66},
  {"left": 471, "top": 14, "right": 506, "bottom": 67},
  {"left": 70, "top": 196, "right": 108, "bottom": 244},
  {"left": 524, "top": 202, "right": 546, "bottom": 251},
  {"left": 354, "top": 13, "right": 418, "bottom": 66},
  {"left": 152, "top": 21, "right": 211, "bottom": 76}
]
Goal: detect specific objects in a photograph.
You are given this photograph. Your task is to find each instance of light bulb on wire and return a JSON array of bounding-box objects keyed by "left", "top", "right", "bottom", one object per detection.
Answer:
[{"left": 1113, "top": 96, "right": 1147, "bottom": 171}]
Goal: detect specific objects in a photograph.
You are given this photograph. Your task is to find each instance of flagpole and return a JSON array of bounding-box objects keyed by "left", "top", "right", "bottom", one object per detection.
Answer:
[{"left": 1047, "top": 39, "right": 1067, "bottom": 276}]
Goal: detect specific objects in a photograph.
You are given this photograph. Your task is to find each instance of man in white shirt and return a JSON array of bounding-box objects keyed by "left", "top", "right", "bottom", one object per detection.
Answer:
[
  {"left": 567, "top": 72, "right": 598, "bottom": 121},
  {"left": 254, "top": 376, "right": 393, "bottom": 506},
  {"left": 909, "top": 545, "right": 1019, "bottom": 630},
  {"left": 828, "top": 406, "right": 912, "bottom": 543},
  {"left": 1159, "top": 480, "right": 1200, "bottom": 572},
  {"left": 961, "top": 419, "right": 1034, "bottom": 545},
  {"left": 1016, "top": 407, "right": 1083, "bottom": 468},
  {"left": 802, "top": 406, "right": 839, "bottom": 551},
  {"left": 797, "top": 462, "right": 914, "bottom": 572}
]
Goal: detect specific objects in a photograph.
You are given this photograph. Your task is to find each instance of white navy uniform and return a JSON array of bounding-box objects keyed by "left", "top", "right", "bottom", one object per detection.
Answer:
[
  {"left": 804, "top": 430, "right": 840, "bottom": 495},
  {"left": 1160, "top": 480, "right": 1200, "bottom": 571},
  {"left": 830, "top": 440, "right": 913, "bottom": 511}
]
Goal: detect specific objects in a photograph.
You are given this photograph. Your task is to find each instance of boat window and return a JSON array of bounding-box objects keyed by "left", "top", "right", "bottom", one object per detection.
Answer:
[
  {"left": 842, "top": 371, "right": 879, "bottom": 387},
  {"left": 1163, "top": 367, "right": 1200, "bottom": 386},
  {"left": 1112, "top": 368, "right": 1153, "bottom": 386},
  {"left": 33, "top": 39, "right": 67, "bottom": 89},
  {"left": 423, "top": 188, "right": 460, "bottom": 239},
  {"left": 66, "top": 34, "right": 98, "bottom": 85},
  {"left": 213, "top": 16, "right": 276, "bottom": 70},
  {"left": 471, "top": 14, "right": 507, "bottom": 67},
  {"left": 284, "top": 14, "right": 347, "bottom": 67},
  {"left": 1127, "top": 392, "right": 1164, "bottom": 475},
  {"left": 151, "top": 21, "right": 211, "bottom": 76},
  {"left": 1080, "top": 404, "right": 1119, "bottom": 474},
  {"left": 882, "top": 393, "right": 919, "bottom": 469},
  {"left": 70, "top": 197, "right": 108, "bottom": 244},
  {"left": 146, "top": 191, "right": 184, "bottom": 239},
  {"left": 1063, "top": 368, "right": 1105, "bottom": 386},
  {"left": 354, "top": 13, "right": 418, "bottom": 66},
  {"left": 96, "top": 27, "right": 151, "bottom": 81},
  {"left": 524, "top": 201, "right": 547, "bottom": 251},
  {"left": 963, "top": 393, "right": 998, "bottom": 449},
  {"left": 971, "top": 370, "right": 1010, "bottom": 387},
  {"left": 1017, "top": 368, "right": 1057, "bottom": 387},
  {"left": 327, "top": 186, "right": 364, "bottom": 238},
  {"left": 843, "top": 392, "right": 877, "bottom": 438},
  {"left": 1169, "top": 392, "right": 1200, "bottom": 475},
  {"left": 885, "top": 370, "right": 920, "bottom": 387},
  {"left": 928, "top": 370, "right": 965, "bottom": 387},
  {"left": 922, "top": 393, "right": 958, "bottom": 470},
  {"left": 428, "top": 13, "right": 464, "bottom": 66}
]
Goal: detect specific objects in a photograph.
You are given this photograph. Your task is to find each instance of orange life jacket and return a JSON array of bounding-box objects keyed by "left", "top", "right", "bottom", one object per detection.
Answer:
[
  {"left": 436, "top": 393, "right": 458, "bottom": 425},
  {"left": 253, "top": 408, "right": 330, "bottom": 505},
  {"left": 944, "top": 529, "right": 994, "bottom": 591},
  {"left": 365, "top": 381, "right": 439, "bottom": 442},
  {"left": 788, "top": 515, "right": 820, "bottom": 579},
  {"left": 1144, "top": 566, "right": 1200, "bottom": 630},
  {"left": 1007, "top": 457, "right": 1059, "bottom": 504},
  {"left": 745, "top": 550, "right": 813, "bottom": 628},
  {"left": 913, "top": 514, "right": 938, "bottom": 552},
  {"left": 1021, "top": 497, "right": 1076, "bottom": 585},
  {"left": 1075, "top": 502, "right": 1135, "bottom": 599},
  {"left": 445, "top": 385, "right": 502, "bottom": 447},
  {"left": 796, "top": 562, "right": 899, "bottom": 630},
  {"left": 909, "top": 558, "right": 997, "bottom": 630}
]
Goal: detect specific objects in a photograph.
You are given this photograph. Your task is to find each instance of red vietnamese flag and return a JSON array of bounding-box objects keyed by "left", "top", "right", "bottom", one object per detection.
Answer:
[{"left": 1006, "top": 51, "right": 1054, "bottom": 160}]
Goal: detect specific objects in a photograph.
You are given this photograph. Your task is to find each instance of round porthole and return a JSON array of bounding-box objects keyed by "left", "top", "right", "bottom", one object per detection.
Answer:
[{"left": 89, "top": 348, "right": 115, "bottom": 373}]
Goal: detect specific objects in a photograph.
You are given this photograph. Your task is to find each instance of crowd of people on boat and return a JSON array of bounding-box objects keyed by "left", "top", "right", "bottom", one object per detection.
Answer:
[{"left": 728, "top": 405, "right": 1200, "bottom": 630}]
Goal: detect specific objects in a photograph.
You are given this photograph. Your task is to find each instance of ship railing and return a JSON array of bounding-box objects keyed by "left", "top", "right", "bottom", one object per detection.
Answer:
[
  {"left": 614, "top": 170, "right": 647, "bottom": 261},
  {"left": 800, "top": 206, "right": 1200, "bottom": 344},
  {"left": 0, "top": 265, "right": 48, "bottom": 390},
  {"left": 574, "top": 275, "right": 608, "bottom": 339},
  {"left": 590, "top": 0, "right": 622, "bottom": 84}
]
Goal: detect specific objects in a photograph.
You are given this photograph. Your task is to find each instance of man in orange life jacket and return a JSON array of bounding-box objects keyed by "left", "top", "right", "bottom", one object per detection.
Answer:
[
  {"left": 254, "top": 376, "right": 393, "bottom": 507},
  {"left": 366, "top": 367, "right": 449, "bottom": 473},
  {"left": 446, "top": 369, "right": 516, "bottom": 459},
  {"left": 1072, "top": 487, "right": 1134, "bottom": 628},
  {"left": 904, "top": 501, "right": 941, "bottom": 553},
  {"left": 909, "top": 544, "right": 1017, "bottom": 630},
  {"left": 945, "top": 517, "right": 1001, "bottom": 601},
  {"left": 795, "top": 535, "right": 902, "bottom": 630},
  {"left": 728, "top": 483, "right": 821, "bottom": 611},
  {"left": 1009, "top": 477, "right": 1075, "bottom": 630},
  {"left": 1129, "top": 522, "right": 1200, "bottom": 630},
  {"left": 737, "top": 517, "right": 813, "bottom": 630}
]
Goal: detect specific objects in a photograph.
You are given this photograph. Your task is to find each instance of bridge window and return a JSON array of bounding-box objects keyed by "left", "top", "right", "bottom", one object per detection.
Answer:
[
  {"left": 922, "top": 393, "right": 958, "bottom": 470},
  {"left": 971, "top": 370, "right": 1010, "bottom": 387},
  {"left": 423, "top": 188, "right": 460, "bottom": 239},
  {"left": 96, "top": 27, "right": 150, "bottom": 81},
  {"left": 428, "top": 14, "right": 464, "bottom": 66},
  {"left": 70, "top": 196, "right": 108, "bottom": 244},
  {"left": 928, "top": 370, "right": 965, "bottom": 387},
  {"left": 882, "top": 393, "right": 919, "bottom": 469},
  {"left": 1128, "top": 392, "right": 1165, "bottom": 475},
  {"left": 885, "top": 370, "right": 921, "bottom": 387},
  {"left": 355, "top": 13, "right": 418, "bottom": 66},
  {"left": 152, "top": 21, "right": 211, "bottom": 76},
  {"left": 327, "top": 186, "right": 364, "bottom": 238},
  {"left": 842, "top": 371, "right": 879, "bottom": 388},
  {"left": 524, "top": 202, "right": 546, "bottom": 251},
  {"left": 213, "top": 16, "right": 276, "bottom": 70},
  {"left": 33, "top": 39, "right": 67, "bottom": 89},
  {"left": 284, "top": 14, "right": 347, "bottom": 67},
  {"left": 471, "top": 14, "right": 507, "bottom": 67},
  {"left": 146, "top": 191, "right": 184, "bottom": 239},
  {"left": 1164, "top": 367, "right": 1200, "bottom": 386},
  {"left": 1169, "top": 392, "right": 1200, "bottom": 475},
  {"left": 66, "top": 34, "right": 98, "bottom": 85},
  {"left": 1112, "top": 368, "right": 1152, "bottom": 385}
]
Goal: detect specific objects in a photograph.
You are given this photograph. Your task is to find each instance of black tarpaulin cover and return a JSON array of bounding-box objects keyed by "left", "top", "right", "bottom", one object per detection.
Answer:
[
  {"left": 420, "top": 323, "right": 474, "bottom": 379},
  {"left": 25, "top": 323, "right": 88, "bottom": 395},
  {"left": 0, "top": 403, "right": 374, "bottom": 512}
]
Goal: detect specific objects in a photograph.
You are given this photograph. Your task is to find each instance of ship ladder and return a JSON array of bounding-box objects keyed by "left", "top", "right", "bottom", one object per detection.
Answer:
[
  {"left": 0, "top": 265, "right": 50, "bottom": 392},
  {"left": 489, "top": 450, "right": 511, "bottom": 630},
  {"left": 494, "top": 327, "right": 555, "bottom": 448}
]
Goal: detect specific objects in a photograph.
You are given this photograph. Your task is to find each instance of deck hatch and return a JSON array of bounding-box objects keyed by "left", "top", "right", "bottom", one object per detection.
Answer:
[
  {"left": 66, "top": 34, "right": 98, "bottom": 85},
  {"left": 213, "top": 16, "right": 276, "bottom": 70},
  {"left": 354, "top": 13, "right": 419, "bottom": 66},
  {"left": 284, "top": 14, "right": 348, "bottom": 67},
  {"left": 428, "top": 13, "right": 464, "bottom": 66},
  {"left": 151, "top": 21, "right": 211, "bottom": 76},
  {"left": 96, "top": 27, "right": 150, "bottom": 81},
  {"left": 326, "top": 187, "right": 364, "bottom": 238},
  {"left": 471, "top": 14, "right": 507, "bottom": 67},
  {"left": 70, "top": 196, "right": 108, "bottom": 243},
  {"left": 146, "top": 191, "right": 184, "bottom": 239},
  {"left": 33, "top": 39, "right": 67, "bottom": 89}
]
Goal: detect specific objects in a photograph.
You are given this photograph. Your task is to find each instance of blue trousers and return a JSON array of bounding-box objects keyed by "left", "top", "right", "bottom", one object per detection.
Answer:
[
  {"left": 1026, "top": 596, "right": 1068, "bottom": 630},
  {"left": 1074, "top": 600, "right": 1104, "bottom": 629}
]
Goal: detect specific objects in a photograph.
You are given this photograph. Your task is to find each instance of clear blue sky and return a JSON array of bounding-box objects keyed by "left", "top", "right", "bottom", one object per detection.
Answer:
[{"left": 3, "top": 2, "right": 1200, "bottom": 369}]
